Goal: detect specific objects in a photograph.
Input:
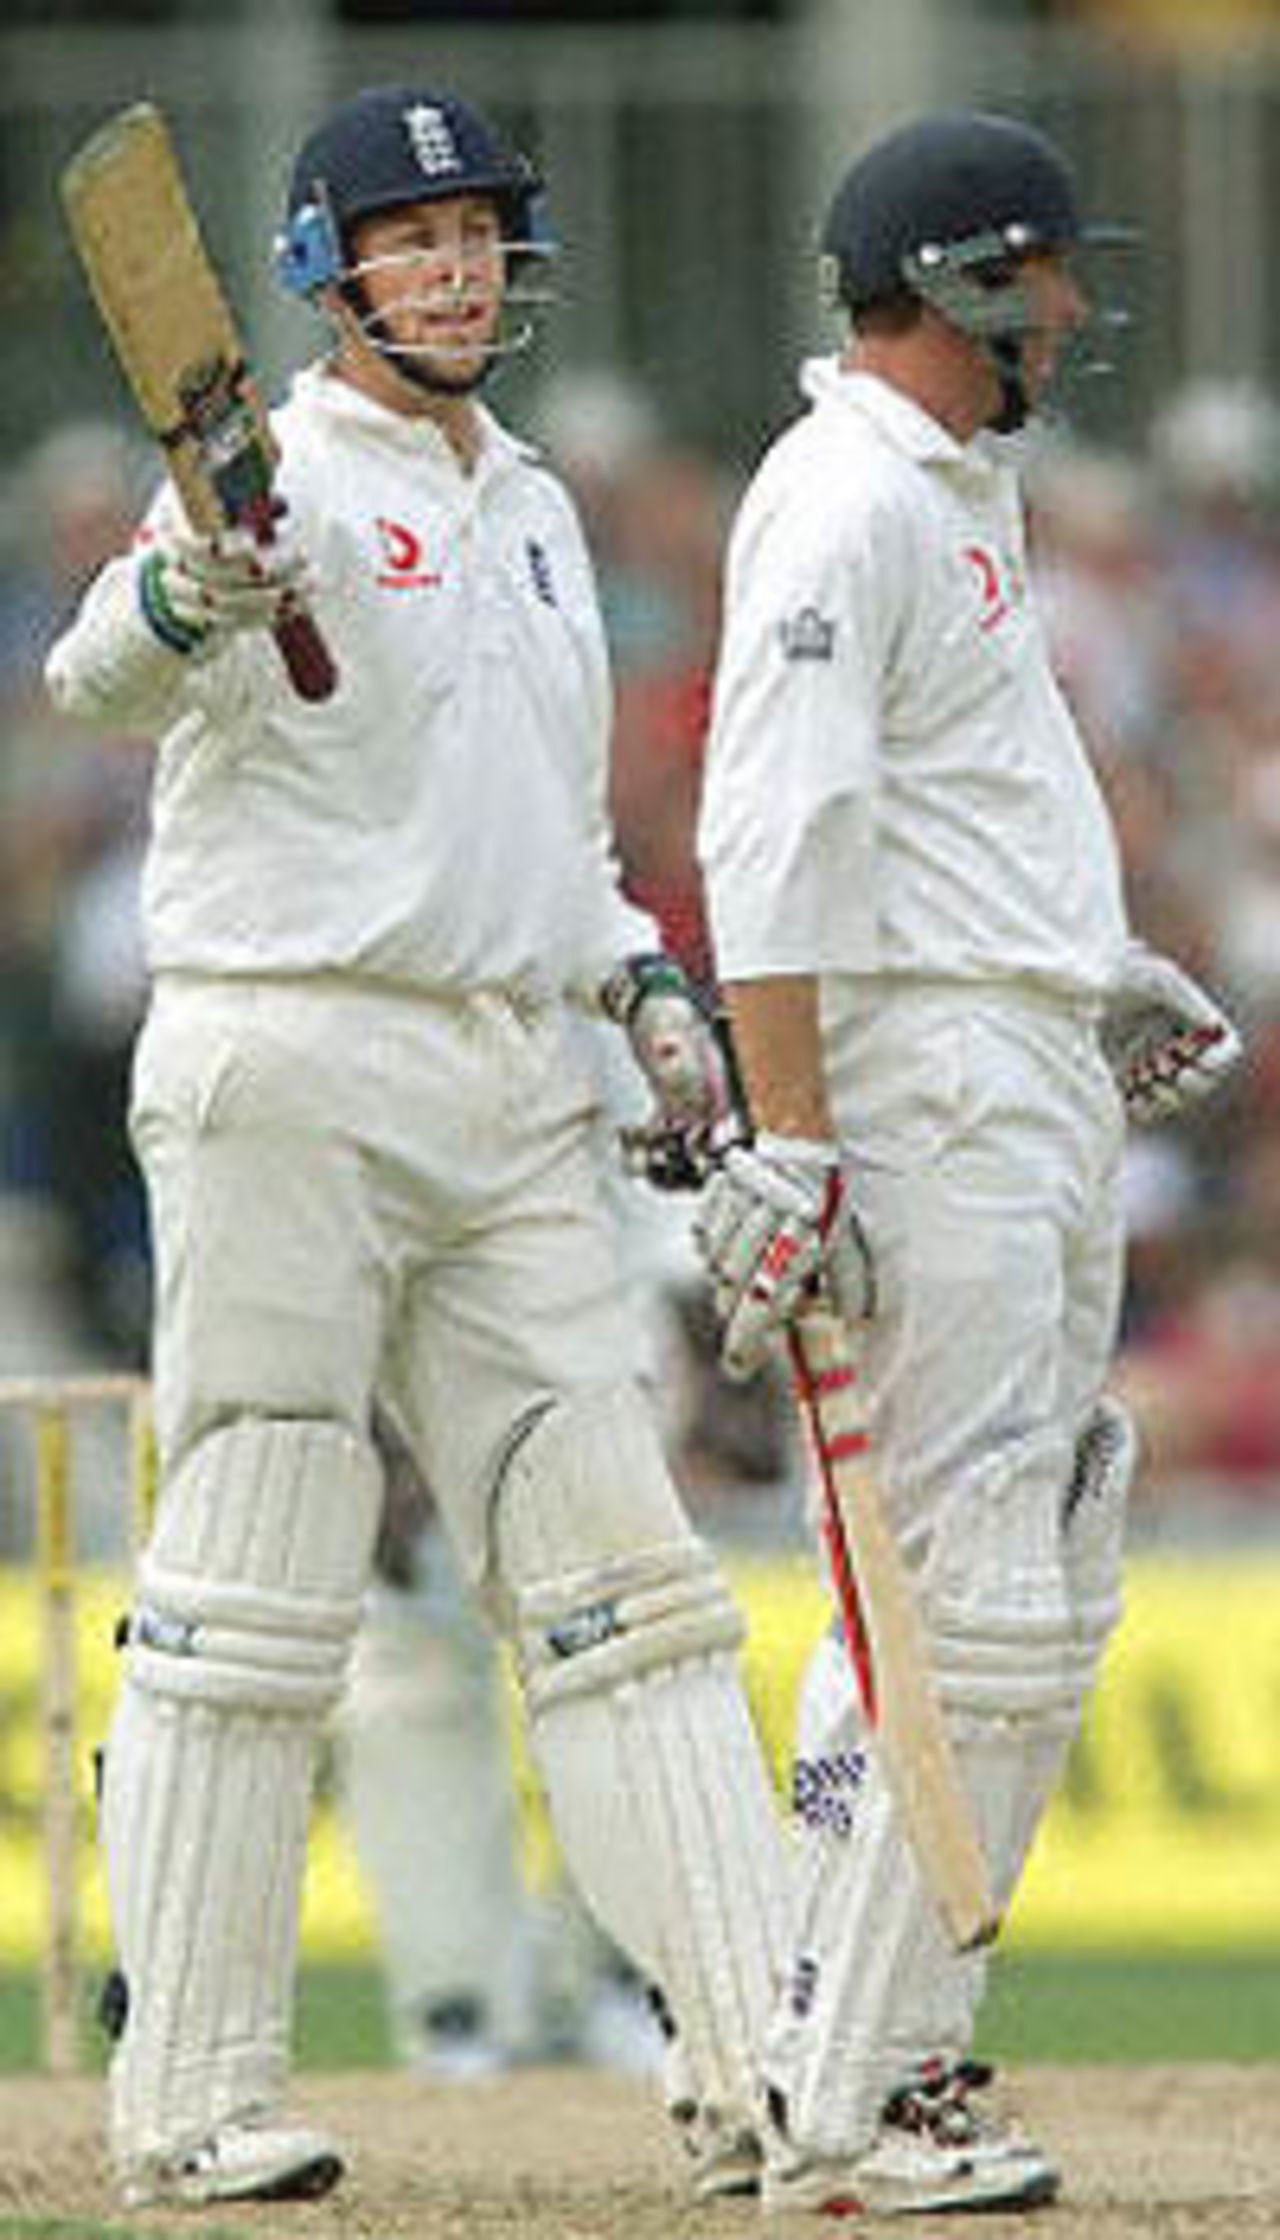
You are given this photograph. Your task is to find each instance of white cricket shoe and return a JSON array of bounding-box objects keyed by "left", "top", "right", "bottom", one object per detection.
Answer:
[
  {"left": 763, "top": 2059, "right": 1059, "bottom": 2218},
  {"left": 670, "top": 2099, "right": 763, "bottom": 2201},
  {"left": 119, "top": 2111, "right": 345, "bottom": 2208},
  {"left": 662, "top": 2020, "right": 762, "bottom": 2200}
]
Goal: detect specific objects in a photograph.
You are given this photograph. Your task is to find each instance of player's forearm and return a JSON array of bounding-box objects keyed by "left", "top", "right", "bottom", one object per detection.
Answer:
[
  {"left": 721, "top": 973, "right": 835, "bottom": 1140},
  {"left": 45, "top": 553, "right": 191, "bottom": 734}
]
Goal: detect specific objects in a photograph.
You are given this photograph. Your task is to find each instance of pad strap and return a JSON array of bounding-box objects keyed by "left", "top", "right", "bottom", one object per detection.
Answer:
[{"left": 516, "top": 1541, "right": 744, "bottom": 1709}]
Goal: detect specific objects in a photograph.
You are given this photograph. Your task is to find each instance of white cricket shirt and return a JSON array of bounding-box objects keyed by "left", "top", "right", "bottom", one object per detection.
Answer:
[
  {"left": 49, "top": 364, "right": 648, "bottom": 1003},
  {"left": 699, "top": 359, "right": 1129, "bottom": 998}
]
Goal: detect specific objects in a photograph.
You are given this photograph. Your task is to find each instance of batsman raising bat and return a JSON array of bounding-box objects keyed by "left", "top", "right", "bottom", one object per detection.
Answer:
[
  {"left": 48, "top": 87, "right": 792, "bottom": 2211},
  {"left": 694, "top": 110, "right": 1241, "bottom": 2219},
  {"left": 60, "top": 104, "right": 335, "bottom": 703}
]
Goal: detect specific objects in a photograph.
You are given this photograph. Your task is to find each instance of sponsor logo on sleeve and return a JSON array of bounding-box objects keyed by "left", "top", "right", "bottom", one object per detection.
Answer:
[{"left": 779, "top": 605, "right": 836, "bottom": 662}]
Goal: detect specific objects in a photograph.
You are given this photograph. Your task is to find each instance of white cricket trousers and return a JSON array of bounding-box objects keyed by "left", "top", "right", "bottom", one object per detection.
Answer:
[
  {"left": 824, "top": 976, "right": 1128, "bottom": 1563},
  {"left": 130, "top": 971, "right": 641, "bottom": 1582}
]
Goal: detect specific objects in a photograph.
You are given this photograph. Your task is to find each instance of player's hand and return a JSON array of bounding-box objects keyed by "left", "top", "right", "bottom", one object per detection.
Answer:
[
  {"left": 602, "top": 954, "right": 730, "bottom": 1191},
  {"left": 693, "top": 1132, "right": 875, "bottom": 1380},
  {"left": 1101, "top": 944, "right": 1242, "bottom": 1124},
  {"left": 137, "top": 519, "right": 314, "bottom": 656}
]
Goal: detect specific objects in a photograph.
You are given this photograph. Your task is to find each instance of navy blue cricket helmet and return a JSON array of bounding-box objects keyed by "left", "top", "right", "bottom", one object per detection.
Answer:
[
  {"left": 820, "top": 110, "right": 1085, "bottom": 328},
  {"left": 818, "top": 109, "right": 1132, "bottom": 433},
  {"left": 276, "top": 86, "right": 544, "bottom": 299}
]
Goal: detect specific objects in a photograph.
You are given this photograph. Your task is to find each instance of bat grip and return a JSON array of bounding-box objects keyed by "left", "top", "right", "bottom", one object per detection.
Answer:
[
  {"left": 241, "top": 493, "right": 339, "bottom": 703},
  {"left": 273, "top": 606, "right": 338, "bottom": 702}
]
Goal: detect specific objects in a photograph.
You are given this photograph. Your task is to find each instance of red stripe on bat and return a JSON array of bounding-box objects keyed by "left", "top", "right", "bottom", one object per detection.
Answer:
[
  {"left": 812, "top": 1365, "right": 857, "bottom": 1397},
  {"left": 789, "top": 1328, "right": 878, "bottom": 1726},
  {"left": 824, "top": 1430, "right": 871, "bottom": 1463},
  {"left": 821, "top": 1483, "right": 878, "bottom": 1726}
]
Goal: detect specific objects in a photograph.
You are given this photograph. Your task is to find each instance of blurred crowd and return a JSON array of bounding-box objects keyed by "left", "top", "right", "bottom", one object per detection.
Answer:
[
  {"left": 3, "top": 368, "right": 1280, "bottom": 1535},
  {"left": 0, "top": 420, "right": 152, "bottom": 1377},
  {"left": 1027, "top": 380, "right": 1280, "bottom": 1523}
]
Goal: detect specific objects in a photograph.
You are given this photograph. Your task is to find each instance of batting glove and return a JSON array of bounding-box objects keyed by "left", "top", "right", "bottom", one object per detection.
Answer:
[
  {"left": 137, "top": 519, "right": 314, "bottom": 658},
  {"left": 1101, "top": 943, "right": 1243, "bottom": 1125},
  {"left": 693, "top": 1132, "right": 875, "bottom": 1381},
  {"left": 601, "top": 953, "right": 731, "bottom": 1191}
]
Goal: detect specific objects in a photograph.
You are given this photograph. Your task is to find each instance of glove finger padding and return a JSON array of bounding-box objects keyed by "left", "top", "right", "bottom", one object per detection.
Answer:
[
  {"left": 1122, "top": 1022, "right": 1238, "bottom": 1124},
  {"left": 179, "top": 524, "right": 313, "bottom": 618},
  {"left": 140, "top": 520, "right": 314, "bottom": 647},
  {"left": 601, "top": 955, "right": 731, "bottom": 1192},
  {"left": 1102, "top": 946, "right": 1243, "bottom": 1125},
  {"left": 694, "top": 1135, "right": 873, "bottom": 1382},
  {"left": 629, "top": 988, "right": 728, "bottom": 1131}
]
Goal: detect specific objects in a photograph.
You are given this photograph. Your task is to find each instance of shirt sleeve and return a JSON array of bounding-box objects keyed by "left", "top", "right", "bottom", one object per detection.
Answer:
[
  {"left": 44, "top": 483, "right": 194, "bottom": 736},
  {"left": 698, "top": 460, "right": 904, "bottom": 983}
]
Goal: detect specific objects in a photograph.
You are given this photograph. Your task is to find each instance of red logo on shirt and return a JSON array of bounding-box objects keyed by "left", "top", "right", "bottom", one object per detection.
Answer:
[
  {"left": 963, "top": 543, "right": 1014, "bottom": 633},
  {"left": 374, "top": 518, "right": 442, "bottom": 588}
]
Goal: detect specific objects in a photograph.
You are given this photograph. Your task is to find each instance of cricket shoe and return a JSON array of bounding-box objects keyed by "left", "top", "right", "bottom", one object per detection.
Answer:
[
  {"left": 669, "top": 2095, "right": 764, "bottom": 2202},
  {"left": 664, "top": 2054, "right": 761, "bottom": 2197},
  {"left": 656, "top": 1993, "right": 762, "bottom": 2201},
  {"left": 119, "top": 2111, "right": 345, "bottom": 2208},
  {"left": 762, "top": 2060, "right": 1059, "bottom": 2218}
]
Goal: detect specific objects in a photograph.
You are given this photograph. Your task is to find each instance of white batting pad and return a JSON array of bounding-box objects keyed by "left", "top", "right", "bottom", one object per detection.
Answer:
[
  {"left": 774, "top": 1629, "right": 985, "bottom": 2159},
  {"left": 990, "top": 1394, "right": 1137, "bottom": 1904},
  {"left": 494, "top": 1383, "right": 791, "bottom": 2134},
  {"left": 1063, "top": 1395, "right": 1134, "bottom": 1676},
  {"left": 103, "top": 1415, "right": 381, "bottom": 2176},
  {"left": 924, "top": 1425, "right": 1079, "bottom": 1718}
]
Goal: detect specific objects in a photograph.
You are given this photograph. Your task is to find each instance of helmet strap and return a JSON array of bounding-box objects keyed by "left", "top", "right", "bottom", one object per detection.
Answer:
[
  {"left": 905, "top": 238, "right": 1039, "bottom": 433},
  {"left": 986, "top": 333, "right": 1030, "bottom": 434}
]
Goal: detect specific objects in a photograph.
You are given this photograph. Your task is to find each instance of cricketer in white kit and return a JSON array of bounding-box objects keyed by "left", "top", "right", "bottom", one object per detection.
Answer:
[
  {"left": 46, "top": 83, "right": 788, "bottom": 2211},
  {"left": 695, "top": 111, "right": 1241, "bottom": 2218}
]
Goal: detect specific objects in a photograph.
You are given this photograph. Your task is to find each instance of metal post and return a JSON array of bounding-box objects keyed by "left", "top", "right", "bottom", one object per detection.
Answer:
[
  {"left": 2, "top": 1371, "right": 152, "bottom": 2075},
  {"left": 36, "top": 1405, "right": 78, "bottom": 2078}
]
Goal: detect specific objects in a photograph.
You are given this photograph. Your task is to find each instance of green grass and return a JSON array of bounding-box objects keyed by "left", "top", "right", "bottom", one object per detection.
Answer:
[
  {"left": 977, "top": 1948, "right": 1280, "bottom": 2064},
  {"left": 0, "top": 1963, "right": 393, "bottom": 2076},
  {"left": 2, "top": 1954, "right": 1277, "bottom": 2079},
  {"left": 294, "top": 1957, "right": 394, "bottom": 2067}
]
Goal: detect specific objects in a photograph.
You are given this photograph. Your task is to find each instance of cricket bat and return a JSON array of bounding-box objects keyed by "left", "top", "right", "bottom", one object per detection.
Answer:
[
  {"left": 60, "top": 101, "right": 337, "bottom": 703},
  {"left": 789, "top": 1301, "right": 1001, "bottom": 1952}
]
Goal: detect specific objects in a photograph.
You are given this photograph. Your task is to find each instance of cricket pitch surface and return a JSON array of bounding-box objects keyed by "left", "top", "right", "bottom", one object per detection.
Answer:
[{"left": 1, "top": 2065, "right": 1275, "bottom": 2235}]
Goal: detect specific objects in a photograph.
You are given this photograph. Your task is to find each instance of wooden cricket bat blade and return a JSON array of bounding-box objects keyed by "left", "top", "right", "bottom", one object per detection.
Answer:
[
  {"left": 791, "top": 1307, "right": 1001, "bottom": 1952},
  {"left": 61, "top": 103, "right": 336, "bottom": 703}
]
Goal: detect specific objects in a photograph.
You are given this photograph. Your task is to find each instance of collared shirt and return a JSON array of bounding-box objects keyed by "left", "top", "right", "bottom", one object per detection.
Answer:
[
  {"left": 698, "top": 357, "right": 1128, "bottom": 1001},
  {"left": 50, "top": 362, "right": 649, "bottom": 1003}
]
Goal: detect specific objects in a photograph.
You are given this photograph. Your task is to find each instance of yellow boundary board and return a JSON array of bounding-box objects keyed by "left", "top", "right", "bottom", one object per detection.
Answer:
[{"left": 0, "top": 1551, "right": 1274, "bottom": 1960}]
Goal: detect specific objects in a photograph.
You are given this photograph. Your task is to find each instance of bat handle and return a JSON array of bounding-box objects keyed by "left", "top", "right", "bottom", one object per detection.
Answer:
[
  {"left": 241, "top": 493, "right": 339, "bottom": 704},
  {"left": 273, "top": 605, "right": 338, "bottom": 703}
]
